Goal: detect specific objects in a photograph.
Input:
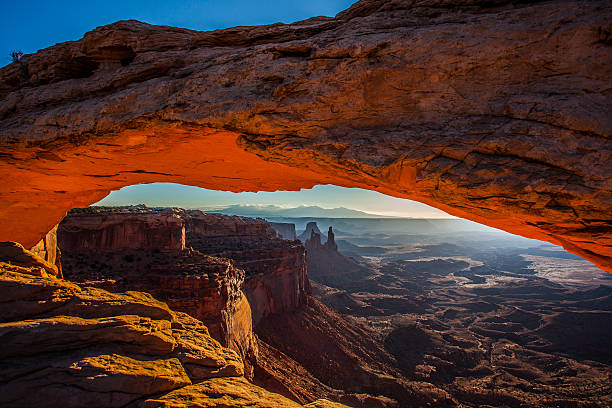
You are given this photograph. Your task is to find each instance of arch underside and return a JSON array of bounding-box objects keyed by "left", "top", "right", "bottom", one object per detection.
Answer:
[{"left": 0, "top": 0, "right": 610, "bottom": 271}]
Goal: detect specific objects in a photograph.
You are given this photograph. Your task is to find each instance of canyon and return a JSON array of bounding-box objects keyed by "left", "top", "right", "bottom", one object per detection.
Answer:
[
  {"left": 0, "top": 247, "right": 347, "bottom": 408},
  {"left": 51, "top": 206, "right": 422, "bottom": 407},
  {"left": 36, "top": 206, "right": 460, "bottom": 407},
  {"left": 51, "top": 209, "right": 612, "bottom": 406},
  {"left": 57, "top": 207, "right": 310, "bottom": 377},
  {"left": 55, "top": 206, "right": 432, "bottom": 406},
  {"left": 302, "top": 219, "right": 612, "bottom": 407},
  {"left": 0, "top": 0, "right": 611, "bottom": 407}
]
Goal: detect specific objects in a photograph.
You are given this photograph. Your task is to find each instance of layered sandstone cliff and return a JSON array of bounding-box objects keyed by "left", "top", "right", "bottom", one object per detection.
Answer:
[
  {"left": 60, "top": 208, "right": 186, "bottom": 251},
  {"left": 58, "top": 209, "right": 256, "bottom": 366},
  {"left": 0, "top": 246, "right": 347, "bottom": 408},
  {"left": 304, "top": 224, "right": 371, "bottom": 289},
  {"left": 56, "top": 207, "right": 397, "bottom": 406},
  {"left": 271, "top": 222, "right": 298, "bottom": 240},
  {"left": 183, "top": 210, "right": 311, "bottom": 324},
  {"left": 57, "top": 207, "right": 311, "bottom": 376}
]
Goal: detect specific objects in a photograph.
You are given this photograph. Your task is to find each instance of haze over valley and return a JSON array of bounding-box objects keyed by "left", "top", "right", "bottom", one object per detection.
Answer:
[{"left": 44, "top": 189, "right": 612, "bottom": 407}]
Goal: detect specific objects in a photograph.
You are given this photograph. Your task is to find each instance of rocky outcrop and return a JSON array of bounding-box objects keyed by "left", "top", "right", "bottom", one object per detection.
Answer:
[
  {"left": 0, "top": 258, "right": 348, "bottom": 408},
  {"left": 186, "top": 211, "right": 277, "bottom": 239},
  {"left": 0, "top": 261, "right": 243, "bottom": 408},
  {"left": 0, "top": 241, "right": 60, "bottom": 277},
  {"left": 183, "top": 210, "right": 311, "bottom": 325},
  {"left": 142, "top": 376, "right": 351, "bottom": 408},
  {"left": 57, "top": 207, "right": 311, "bottom": 378},
  {"left": 0, "top": 0, "right": 609, "bottom": 272},
  {"left": 60, "top": 208, "right": 186, "bottom": 251},
  {"left": 304, "top": 224, "right": 371, "bottom": 289},
  {"left": 326, "top": 227, "right": 338, "bottom": 251},
  {"left": 58, "top": 209, "right": 256, "bottom": 368},
  {"left": 270, "top": 222, "right": 298, "bottom": 240},
  {"left": 141, "top": 376, "right": 306, "bottom": 408},
  {"left": 299, "top": 222, "right": 327, "bottom": 244},
  {"left": 29, "top": 224, "right": 61, "bottom": 273}
]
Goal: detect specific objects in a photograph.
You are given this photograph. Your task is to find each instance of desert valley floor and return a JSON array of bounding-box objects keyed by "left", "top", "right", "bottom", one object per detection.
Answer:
[{"left": 4, "top": 207, "right": 604, "bottom": 408}]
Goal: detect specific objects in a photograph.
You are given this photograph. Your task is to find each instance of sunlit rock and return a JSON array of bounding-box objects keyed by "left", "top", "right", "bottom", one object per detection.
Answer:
[{"left": 0, "top": 0, "right": 609, "bottom": 271}]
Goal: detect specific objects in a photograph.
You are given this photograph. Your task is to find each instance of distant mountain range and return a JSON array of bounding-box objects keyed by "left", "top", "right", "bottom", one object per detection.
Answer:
[{"left": 204, "top": 205, "right": 395, "bottom": 219}]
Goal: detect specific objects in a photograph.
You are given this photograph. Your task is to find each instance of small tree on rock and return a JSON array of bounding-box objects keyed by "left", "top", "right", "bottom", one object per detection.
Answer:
[{"left": 10, "top": 50, "right": 23, "bottom": 63}]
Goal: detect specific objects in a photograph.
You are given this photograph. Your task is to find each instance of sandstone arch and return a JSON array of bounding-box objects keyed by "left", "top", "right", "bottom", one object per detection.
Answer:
[{"left": 0, "top": 0, "right": 611, "bottom": 271}]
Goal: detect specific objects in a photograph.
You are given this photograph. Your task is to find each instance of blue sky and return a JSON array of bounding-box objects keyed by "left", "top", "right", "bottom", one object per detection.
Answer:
[
  {"left": 1, "top": 0, "right": 357, "bottom": 64},
  {"left": 97, "top": 184, "right": 453, "bottom": 218},
  {"left": 3, "top": 0, "right": 451, "bottom": 218}
]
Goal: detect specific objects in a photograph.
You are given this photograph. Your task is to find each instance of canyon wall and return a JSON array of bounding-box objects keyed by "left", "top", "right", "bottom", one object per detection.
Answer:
[
  {"left": 183, "top": 210, "right": 310, "bottom": 324},
  {"left": 0, "top": 248, "right": 347, "bottom": 408},
  {"left": 271, "top": 222, "right": 298, "bottom": 240},
  {"left": 58, "top": 209, "right": 256, "bottom": 368},
  {"left": 56, "top": 208, "right": 380, "bottom": 405},
  {"left": 0, "top": 0, "right": 609, "bottom": 272},
  {"left": 57, "top": 208, "right": 311, "bottom": 364},
  {"left": 60, "top": 210, "right": 185, "bottom": 251}
]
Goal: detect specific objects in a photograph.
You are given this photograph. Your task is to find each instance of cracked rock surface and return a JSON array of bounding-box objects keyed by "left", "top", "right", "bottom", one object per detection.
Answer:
[{"left": 0, "top": 0, "right": 610, "bottom": 271}]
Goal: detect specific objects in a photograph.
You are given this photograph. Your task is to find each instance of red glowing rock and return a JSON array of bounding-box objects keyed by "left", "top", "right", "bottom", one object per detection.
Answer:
[{"left": 0, "top": 2, "right": 610, "bottom": 273}]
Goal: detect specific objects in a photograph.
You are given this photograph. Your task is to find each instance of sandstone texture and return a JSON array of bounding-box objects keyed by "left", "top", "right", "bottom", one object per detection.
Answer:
[
  {"left": 183, "top": 210, "right": 311, "bottom": 325},
  {"left": 0, "top": 260, "right": 243, "bottom": 408},
  {"left": 57, "top": 207, "right": 311, "bottom": 378},
  {"left": 0, "top": 252, "right": 349, "bottom": 408},
  {"left": 0, "top": 0, "right": 609, "bottom": 271},
  {"left": 58, "top": 208, "right": 257, "bottom": 365},
  {"left": 140, "top": 376, "right": 305, "bottom": 408},
  {"left": 0, "top": 241, "right": 61, "bottom": 277},
  {"left": 56, "top": 207, "right": 371, "bottom": 406},
  {"left": 60, "top": 209, "right": 186, "bottom": 251},
  {"left": 29, "top": 224, "right": 62, "bottom": 272}
]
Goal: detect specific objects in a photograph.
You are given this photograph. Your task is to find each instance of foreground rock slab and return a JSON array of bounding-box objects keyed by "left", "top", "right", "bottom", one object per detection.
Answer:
[
  {"left": 0, "top": 0, "right": 610, "bottom": 271},
  {"left": 141, "top": 376, "right": 304, "bottom": 408},
  {"left": 0, "top": 258, "right": 347, "bottom": 408}
]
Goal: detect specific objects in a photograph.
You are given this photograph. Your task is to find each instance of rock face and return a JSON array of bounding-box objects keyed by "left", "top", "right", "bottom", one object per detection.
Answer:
[
  {"left": 58, "top": 208, "right": 255, "bottom": 364},
  {"left": 270, "top": 222, "right": 298, "bottom": 240},
  {"left": 0, "top": 260, "right": 243, "bottom": 408},
  {"left": 60, "top": 209, "right": 186, "bottom": 251},
  {"left": 57, "top": 207, "right": 311, "bottom": 373},
  {"left": 0, "top": 0, "right": 610, "bottom": 272},
  {"left": 29, "top": 224, "right": 61, "bottom": 272},
  {"left": 299, "top": 222, "right": 327, "bottom": 244},
  {"left": 0, "top": 255, "right": 347, "bottom": 408},
  {"left": 184, "top": 210, "right": 311, "bottom": 325},
  {"left": 0, "top": 241, "right": 61, "bottom": 277},
  {"left": 57, "top": 208, "right": 399, "bottom": 406},
  {"left": 304, "top": 224, "right": 371, "bottom": 289}
]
